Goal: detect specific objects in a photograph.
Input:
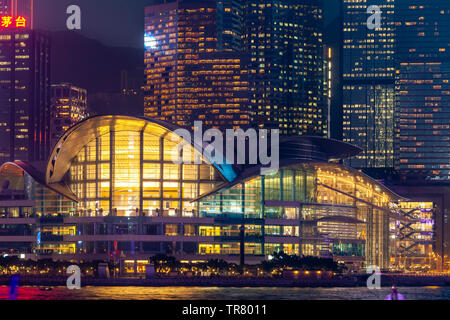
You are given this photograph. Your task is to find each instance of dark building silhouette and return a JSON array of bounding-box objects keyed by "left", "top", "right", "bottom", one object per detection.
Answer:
[{"left": 0, "top": 30, "right": 51, "bottom": 162}]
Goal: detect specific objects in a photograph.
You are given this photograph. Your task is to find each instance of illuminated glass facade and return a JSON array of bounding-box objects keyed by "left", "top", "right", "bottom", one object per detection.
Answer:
[
  {"left": 50, "top": 83, "right": 88, "bottom": 147},
  {"left": 342, "top": 0, "right": 395, "bottom": 168},
  {"left": 244, "top": 0, "right": 326, "bottom": 136},
  {"left": 0, "top": 30, "right": 51, "bottom": 163},
  {"left": 390, "top": 201, "right": 435, "bottom": 271},
  {"left": 396, "top": 0, "right": 450, "bottom": 181},
  {"left": 68, "top": 129, "right": 221, "bottom": 217},
  {"left": 144, "top": 1, "right": 250, "bottom": 130},
  {"left": 199, "top": 163, "right": 395, "bottom": 268},
  {"left": 0, "top": 115, "right": 409, "bottom": 269}
]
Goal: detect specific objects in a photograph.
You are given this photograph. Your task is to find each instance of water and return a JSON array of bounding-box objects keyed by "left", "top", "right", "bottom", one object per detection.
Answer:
[{"left": 0, "top": 286, "right": 449, "bottom": 300}]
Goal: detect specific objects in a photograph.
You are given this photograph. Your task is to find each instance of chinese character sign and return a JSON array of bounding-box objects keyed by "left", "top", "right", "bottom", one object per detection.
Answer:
[{"left": 0, "top": 16, "right": 27, "bottom": 29}]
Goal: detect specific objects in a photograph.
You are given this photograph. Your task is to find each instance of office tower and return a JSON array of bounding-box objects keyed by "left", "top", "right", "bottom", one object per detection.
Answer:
[
  {"left": 243, "top": 0, "right": 326, "bottom": 136},
  {"left": 395, "top": 0, "right": 450, "bottom": 181},
  {"left": 217, "top": 0, "right": 243, "bottom": 51},
  {"left": 0, "top": 30, "right": 51, "bottom": 163},
  {"left": 144, "top": 0, "right": 249, "bottom": 130},
  {"left": 50, "top": 83, "right": 88, "bottom": 147},
  {"left": 0, "top": 0, "right": 33, "bottom": 27},
  {"left": 342, "top": 0, "right": 395, "bottom": 168},
  {"left": 324, "top": 46, "right": 332, "bottom": 138}
]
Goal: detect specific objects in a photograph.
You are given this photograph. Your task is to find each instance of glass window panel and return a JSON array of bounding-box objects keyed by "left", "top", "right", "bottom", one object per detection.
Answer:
[
  {"left": 143, "top": 181, "right": 160, "bottom": 198},
  {"left": 165, "top": 224, "right": 178, "bottom": 236},
  {"left": 163, "top": 200, "right": 179, "bottom": 217},
  {"left": 113, "top": 131, "right": 140, "bottom": 216},
  {"left": 295, "top": 170, "right": 306, "bottom": 202},
  {"left": 163, "top": 163, "right": 180, "bottom": 180},
  {"left": 86, "top": 183, "right": 96, "bottom": 198},
  {"left": 143, "top": 134, "right": 160, "bottom": 161},
  {"left": 163, "top": 182, "right": 179, "bottom": 198},
  {"left": 199, "top": 183, "right": 215, "bottom": 196},
  {"left": 143, "top": 163, "right": 160, "bottom": 180},
  {"left": 182, "top": 202, "right": 197, "bottom": 217},
  {"left": 199, "top": 165, "right": 213, "bottom": 180},
  {"left": 78, "top": 148, "right": 85, "bottom": 162},
  {"left": 182, "top": 183, "right": 198, "bottom": 198},
  {"left": 143, "top": 200, "right": 160, "bottom": 217},
  {"left": 86, "top": 164, "right": 96, "bottom": 180},
  {"left": 163, "top": 139, "right": 179, "bottom": 162},
  {"left": 183, "top": 164, "right": 198, "bottom": 180},
  {"left": 282, "top": 170, "right": 294, "bottom": 201},
  {"left": 86, "top": 141, "right": 96, "bottom": 162},
  {"left": 99, "top": 163, "right": 110, "bottom": 180},
  {"left": 99, "top": 134, "right": 110, "bottom": 161},
  {"left": 184, "top": 224, "right": 195, "bottom": 236},
  {"left": 264, "top": 172, "right": 281, "bottom": 201},
  {"left": 99, "top": 181, "right": 110, "bottom": 198}
]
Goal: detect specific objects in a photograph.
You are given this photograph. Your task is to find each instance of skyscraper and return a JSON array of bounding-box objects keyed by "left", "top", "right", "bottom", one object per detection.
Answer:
[
  {"left": 0, "top": 30, "right": 51, "bottom": 163},
  {"left": 243, "top": 0, "right": 326, "bottom": 136},
  {"left": 395, "top": 0, "right": 450, "bottom": 182},
  {"left": 50, "top": 83, "right": 88, "bottom": 147},
  {"left": 342, "top": 0, "right": 396, "bottom": 169},
  {"left": 144, "top": 0, "right": 250, "bottom": 130},
  {"left": 217, "top": 0, "right": 243, "bottom": 51}
]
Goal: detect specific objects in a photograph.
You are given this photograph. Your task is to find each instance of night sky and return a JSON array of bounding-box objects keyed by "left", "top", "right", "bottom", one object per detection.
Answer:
[{"left": 35, "top": 0, "right": 340, "bottom": 48}]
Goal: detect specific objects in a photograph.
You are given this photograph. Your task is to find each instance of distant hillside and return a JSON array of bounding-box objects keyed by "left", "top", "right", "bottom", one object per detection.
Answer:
[{"left": 50, "top": 31, "right": 144, "bottom": 116}]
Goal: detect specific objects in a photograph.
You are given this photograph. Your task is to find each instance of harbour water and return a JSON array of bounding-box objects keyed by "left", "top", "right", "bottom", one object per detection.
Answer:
[{"left": 0, "top": 286, "right": 448, "bottom": 300}]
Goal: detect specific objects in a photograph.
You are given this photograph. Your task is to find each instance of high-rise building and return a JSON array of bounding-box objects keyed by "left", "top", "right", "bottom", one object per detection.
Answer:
[
  {"left": 0, "top": 30, "right": 51, "bottom": 163},
  {"left": 243, "top": 0, "right": 326, "bottom": 136},
  {"left": 342, "top": 0, "right": 396, "bottom": 169},
  {"left": 395, "top": 0, "right": 450, "bottom": 182},
  {"left": 50, "top": 83, "right": 88, "bottom": 147},
  {"left": 217, "top": 0, "right": 243, "bottom": 51},
  {"left": 0, "top": 0, "right": 33, "bottom": 27},
  {"left": 144, "top": 0, "right": 250, "bottom": 130},
  {"left": 324, "top": 46, "right": 332, "bottom": 138}
]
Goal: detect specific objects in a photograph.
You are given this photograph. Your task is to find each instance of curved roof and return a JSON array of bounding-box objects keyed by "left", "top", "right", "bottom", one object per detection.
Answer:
[
  {"left": 0, "top": 162, "right": 77, "bottom": 201},
  {"left": 46, "top": 115, "right": 237, "bottom": 185},
  {"left": 278, "top": 136, "right": 362, "bottom": 162}
]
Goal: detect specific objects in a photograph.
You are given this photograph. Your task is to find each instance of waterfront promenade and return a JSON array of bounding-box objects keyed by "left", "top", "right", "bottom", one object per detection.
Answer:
[{"left": 1, "top": 274, "right": 450, "bottom": 288}]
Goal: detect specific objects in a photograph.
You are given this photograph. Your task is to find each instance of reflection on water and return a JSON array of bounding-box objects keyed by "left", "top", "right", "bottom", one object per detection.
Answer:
[{"left": 1, "top": 286, "right": 450, "bottom": 300}]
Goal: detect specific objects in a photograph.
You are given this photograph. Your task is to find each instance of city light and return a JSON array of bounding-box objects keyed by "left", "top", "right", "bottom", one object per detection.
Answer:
[
  {"left": 0, "top": 16, "right": 27, "bottom": 28},
  {"left": 144, "top": 33, "right": 157, "bottom": 49}
]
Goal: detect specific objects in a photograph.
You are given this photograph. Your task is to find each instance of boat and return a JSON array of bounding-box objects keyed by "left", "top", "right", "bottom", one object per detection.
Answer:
[{"left": 39, "top": 287, "right": 53, "bottom": 291}]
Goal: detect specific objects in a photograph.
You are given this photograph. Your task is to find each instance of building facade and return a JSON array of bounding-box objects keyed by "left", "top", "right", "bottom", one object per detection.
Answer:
[
  {"left": 244, "top": 0, "right": 327, "bottom": 136},
  {"left": 342, "top": 0, "right": 395, "bottom": 169},
  {"left": 50, "top": 83, "right": 88, "bottom": 148},
  {"left": 0, "top": 115, "right": 413, "bottom": 271},
  {"left": 395, "top": 0, "right": 450, "bottom": 182},
  {"left": 143, "top": 0, "right": 250, "bottom": 130},
  {"left": 0, "top": 30, "right": 51, "bottom": 163},
  {"left": 217, "top": 0, "right": 243, "bottom": 52}
]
